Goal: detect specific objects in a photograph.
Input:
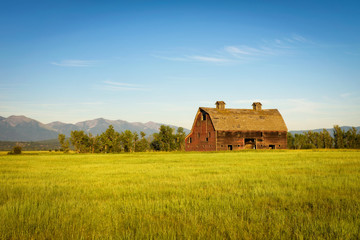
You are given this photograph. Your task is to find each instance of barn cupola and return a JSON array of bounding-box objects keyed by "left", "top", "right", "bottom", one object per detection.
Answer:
[
  {"left": 215, "top": 101, "right": 226, "bottom": 110},
  {"left": 252, "top": 102, "right": 262, "bottom": 111}
]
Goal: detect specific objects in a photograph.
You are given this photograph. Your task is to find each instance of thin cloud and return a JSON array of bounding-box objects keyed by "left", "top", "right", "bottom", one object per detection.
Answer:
[
  {"left": 103, "top": 81, "right": 149, "bottom": 91},
  {"left": 152, "top": 55, "right": 189, "bottom": 61},
  {"left": 187, "top": 55, "right": 230, "bottom": 63},
  {"left": 225, "top": 46, "right": 274, "bottom": 56},
  {"left": 225, "top": 35, "right": 311, "bottom": 59},
  {"left": 291, "top": 34, "right": 308, "bottom": 43},
  {"left": 156, "top": 34, "right": 312, "bottom": 64},
  {"left": 51, "top": 60, "right": 97, "bottom": 67},
  {"left": 154, "top": 55, "right": 230, "bottom": 63}
]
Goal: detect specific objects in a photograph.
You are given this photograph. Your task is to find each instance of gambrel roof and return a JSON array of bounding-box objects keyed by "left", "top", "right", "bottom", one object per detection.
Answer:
[{"left": 199, "top": 107, "right": 288, "bottom": 132}]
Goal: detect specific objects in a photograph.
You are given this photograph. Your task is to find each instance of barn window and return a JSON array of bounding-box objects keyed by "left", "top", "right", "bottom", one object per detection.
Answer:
[
  {"left": 202, "top": 112, "right": 206, "bottom": 121},
  {"left": 261, "top": 132, "right": 263, "bottom": 137},
  {"left": 208, "top": 132, "right": 211, "bottom": 138},
  {"left": 188, "top": 138, "right": 192, "bottom": 143},
  {"left": 205, "top": 138, "right": 208, "bottom": 142}
]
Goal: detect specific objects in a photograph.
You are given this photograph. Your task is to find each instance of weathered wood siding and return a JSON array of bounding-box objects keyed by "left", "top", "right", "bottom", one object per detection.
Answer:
[
  {"left": 185, "top": 111, "right": 216, "bottom": 151},
  {"left": 261, "top": 131, "right": 287, "bottom": 149},
  {"left": 216, "top": 130, "right": 287, "bottom": 150}
]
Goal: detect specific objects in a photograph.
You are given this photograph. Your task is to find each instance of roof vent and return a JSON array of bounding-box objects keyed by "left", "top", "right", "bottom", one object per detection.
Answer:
[
  {"left": 252, "top": 102, "right": 262, "bottom": 111},
  {"left": 215, "top": 101, "right": 226, "bottom": 110}
]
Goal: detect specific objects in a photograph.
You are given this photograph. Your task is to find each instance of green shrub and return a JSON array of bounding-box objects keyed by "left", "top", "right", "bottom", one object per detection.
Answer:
[{"left": 8, "top": 146, "right": 22, "bottom": 155}]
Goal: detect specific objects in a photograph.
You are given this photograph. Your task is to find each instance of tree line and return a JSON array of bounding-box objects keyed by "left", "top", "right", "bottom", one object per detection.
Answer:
[
  {"left": 287, "top": 125, "right": 360, "bottom": 149},
  {"left": 58, "top": 125, "right": 186, "bottom": 153}
]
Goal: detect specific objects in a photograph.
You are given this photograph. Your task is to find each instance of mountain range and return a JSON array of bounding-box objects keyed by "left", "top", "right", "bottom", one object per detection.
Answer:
[{"left": 0, "top": 115, "right": 190, "bottom": 141}]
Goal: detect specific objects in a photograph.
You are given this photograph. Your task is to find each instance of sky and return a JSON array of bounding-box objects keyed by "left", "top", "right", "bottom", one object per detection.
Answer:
[{"left": 0, "top": 0, "right": 359, "bottom": 130}]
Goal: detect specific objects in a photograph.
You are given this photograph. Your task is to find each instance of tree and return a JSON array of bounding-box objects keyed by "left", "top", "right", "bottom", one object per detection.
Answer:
[
  {"left": 70, "top": 130, "right": 90, "bottom": 153},
  {"left": 120, "top": 130, "right": 134, "bottom": 152},
  {"left": 314, "top": 132, "right": 323, "bottom": 148},
  {"left": 58, "top": 134, "right": 70, "bottom": 152},
  {"left": 294, "top": 133, "right": 312, "bottom": 149},
  {"left": 133, "top": 132, "right": 139, "bottom": 152},
  {"left": 356, "top": 130, "right": 360, "bottom": 149},
  {"left": 175, "top": 127, "right": 186, "bottom": 151},
  {"left": 304, "top": 131, "right": 316, "bottom": 149},
  {"left": 151, "top": 125, "right": 176, "bottom": 151},
  {"left": 334, "top": 125, "right": 345, "bottom": 149},
  {"left": 287, "top": 132, "right": 295, "bottom": 149},
  {"left": 135, "top": 131, "right": 149, "bottom": 152},
  {"left": 322, "top": 129, "right": 333, "bottom": 148},
  {"left": 88, "top": 133, "right": 101, "bottom": 153},
  {"left": 345, "top": 127, "right": 357, "bottom": 149},
  {"left": 150, "top": 138, "right": 161, "bottom": 151},
  {"left": 99, "top": 125, "right": 121, "bottom": 153}
]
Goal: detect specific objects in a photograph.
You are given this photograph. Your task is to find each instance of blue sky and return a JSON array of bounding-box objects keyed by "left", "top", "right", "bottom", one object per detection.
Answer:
[{"left": 0, "top": 0, "right": 359, "bottom": 130}]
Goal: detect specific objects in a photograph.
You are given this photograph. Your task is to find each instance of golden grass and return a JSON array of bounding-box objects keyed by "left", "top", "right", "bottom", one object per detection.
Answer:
[{"left": 1, "top": 150, "right": 360, "bottom": 239}]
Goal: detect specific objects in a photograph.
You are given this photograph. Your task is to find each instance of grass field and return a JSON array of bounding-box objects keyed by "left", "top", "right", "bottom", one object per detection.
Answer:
[{"left": 1, "top": 150, "right": 360, "bottom": 239}]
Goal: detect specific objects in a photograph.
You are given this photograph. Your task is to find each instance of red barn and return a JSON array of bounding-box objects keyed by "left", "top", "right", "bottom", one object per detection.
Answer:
[{"left": 185, "top": 101, "right": 288, "bottom": 151}]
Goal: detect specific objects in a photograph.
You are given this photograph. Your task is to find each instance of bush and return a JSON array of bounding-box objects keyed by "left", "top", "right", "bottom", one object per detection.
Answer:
[
  {"left": 13, "top": 146, "right": 22, "bottom": 154},
  {"left": 8, "top": 146, "right": 22, "bottom": 155}
]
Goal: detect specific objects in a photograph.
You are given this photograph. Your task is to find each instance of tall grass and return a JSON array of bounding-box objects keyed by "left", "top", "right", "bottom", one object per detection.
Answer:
[{"left": 1, "top": 150, "right": 360, "bottom": 239}]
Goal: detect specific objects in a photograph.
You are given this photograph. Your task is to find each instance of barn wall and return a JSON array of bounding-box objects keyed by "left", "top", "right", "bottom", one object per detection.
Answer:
[
  {"left": 185, "top": 111, "right": 216, "bottom": 151},
  {"left": 216, "top": 131, "right": 287, "bottom": 150},
  {"left": 261, "top": 131, "right": 287, "bottom": 149}
]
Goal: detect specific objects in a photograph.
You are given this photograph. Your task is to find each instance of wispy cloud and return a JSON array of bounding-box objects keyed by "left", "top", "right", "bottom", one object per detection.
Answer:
[
  {"left": 153, "top": 55, "right": 230, "bottom": 63},
  {"left": 224, "top": 46, "right": 277, "bottom": 57},
  {"left": 225, "top": 34, "right": 311, "bottom": 58},
  {"left": 156, "top": 34, "right": 311, "bottom": 64},
  {"left": 152, "top": 55, "right": 189, "bottom": 61},
  {"left": 103, "top": 81, "right": 149, "bottom": 91},
  {"left": 51, "top": 60, "right": 97, "bottom": 67},
  {"left": 187, "top": 55, "right": 229, "bottom": 63},
  {"left": 291, "top": 34, "right": 309, "bottom": 43}
]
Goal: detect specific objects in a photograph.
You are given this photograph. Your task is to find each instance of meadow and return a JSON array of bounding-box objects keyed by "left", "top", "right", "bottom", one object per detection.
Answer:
[{"left": 0, "top": 150, "right": 359, "bottom": 239}]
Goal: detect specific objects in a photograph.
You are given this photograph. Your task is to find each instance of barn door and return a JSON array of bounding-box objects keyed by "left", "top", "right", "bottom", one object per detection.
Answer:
[{"left": 245, "top": 138, "right": 256, "bottom": 149}]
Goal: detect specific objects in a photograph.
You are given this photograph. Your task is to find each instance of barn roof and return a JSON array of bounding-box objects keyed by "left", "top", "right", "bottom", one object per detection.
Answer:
[{"left": 199, "top": 107, "right": 288, "bottom": 132}]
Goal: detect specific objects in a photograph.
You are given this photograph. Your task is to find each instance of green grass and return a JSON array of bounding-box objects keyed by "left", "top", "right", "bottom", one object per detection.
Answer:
[{"left": 1, "top": 150, "right": 360, "bottom": 239}]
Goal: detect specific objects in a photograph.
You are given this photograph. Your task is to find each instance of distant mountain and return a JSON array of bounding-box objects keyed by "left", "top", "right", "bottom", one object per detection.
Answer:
[
  {"left": 289, "top": 126, "right": 360, "bottom": 137},
  {"left": 0, "top": 116, "right": 59, "bottom": 141},
  {"left": 47, "top": 121, "right": 82, "bottom": 136},
  {"left": 0, "top": 115, "right": 190, "bottom": 141}
]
